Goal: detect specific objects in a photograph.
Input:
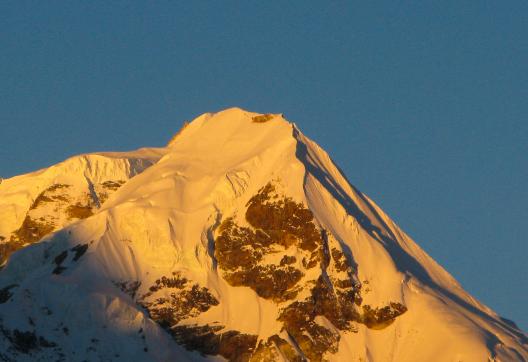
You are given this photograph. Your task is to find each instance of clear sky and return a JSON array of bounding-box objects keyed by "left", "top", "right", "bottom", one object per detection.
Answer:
[{"left": 1, "top": 2, "right": 527, "bottom": 331}]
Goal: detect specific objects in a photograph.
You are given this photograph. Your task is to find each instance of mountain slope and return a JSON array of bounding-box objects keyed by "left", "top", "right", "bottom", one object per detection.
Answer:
[
  {"left": 0, "top": 108, "right": 526, "bottom": 361},
  {"left": 0, "top": 148, "right": 166, "bottom": 264}
]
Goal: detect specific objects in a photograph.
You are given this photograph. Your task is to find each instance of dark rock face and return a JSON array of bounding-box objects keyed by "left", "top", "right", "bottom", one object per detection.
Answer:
[
  {"left": 0, "top": 320, "right": 58, "bottom": 357},
  {"left": 51, "top": 243, "right": 89, "bottom": 275},
  {"left": 215, "top": 183, "right": 323, "bottom": 302},
  {"left": 0, "top": 216, "right": 54, "bottom": 265},
  {"left": 0, "top": 184, "right": 69, "bottom": 262},
  {"left": 0, "top": 285, "right": 18, "bottom": 304},
  {"left": 252, "top": 335, "right": 304, "bottom": 362},
  {"left": 12, "top": 216, "right": 55, "bottom": 247},
  {"left": 100, "top": 180, "right": 125, "bottom": 191},
  {"left": 65, "top": 204, "right": 93, "bottom": 219},
  {"left": 97, "top": 180, "right": 126, "bottom": 204},
  {"left": 173, "top": 325, "right": 258, "bottom": 362},
  {"left": 71, "top": 244, "right": 88, "bottom": 261},
  {"left": 361, "top": 303, "right": 408, "bottom": 330},
  {"left": 52, "top": 251, "right": 68, "bottom": 275},
  {"left": 140, "top": 275, "right": 219, "bottom": 328},
  {"left": 213, "top": 182, "right": 407, "bottom": 361},
  {"left": 251, "top": 114, "right": 274, "bottom": 123},
  {"left": 245, "top": 184, "right": 321, "bottom": 254},
  {"left": 114, "top": 280, "right": 141, "bottom": 299},
  {"left": 137, "top": 273, "right": 259, "bottom": 361}
]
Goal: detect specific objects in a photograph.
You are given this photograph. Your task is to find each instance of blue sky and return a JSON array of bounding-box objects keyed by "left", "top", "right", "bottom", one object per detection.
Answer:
[{"left": 1, "top": 2, "right": 527, "bottom": 330}]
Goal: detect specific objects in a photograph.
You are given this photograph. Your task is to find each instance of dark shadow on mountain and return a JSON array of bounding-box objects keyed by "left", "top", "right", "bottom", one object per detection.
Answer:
[
  {"left": 500, "top": 317, "right": 521, "bottom": 330},
  {"left": 293, "top": 127, "right": 528, "bottom": 344},
  {"left": 293, "top": 127, "right": 433, "bottom": 282},
  {"left": 206, "top": 209, "right": 222, "bottom": 271}
]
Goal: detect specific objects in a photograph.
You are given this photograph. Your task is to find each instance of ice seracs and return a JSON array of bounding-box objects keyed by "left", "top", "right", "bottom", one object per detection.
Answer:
[{"left": 0, "top": 108, "right": 526, "bottom": 361}]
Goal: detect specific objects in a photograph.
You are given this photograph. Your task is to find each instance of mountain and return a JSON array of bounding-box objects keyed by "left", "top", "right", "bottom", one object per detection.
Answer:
[
  {"left": 0, "top": 108, "right": 526, "bottom": 362},
  {"left": 0, "top": 148, "right": 166, "bottom": 264}
]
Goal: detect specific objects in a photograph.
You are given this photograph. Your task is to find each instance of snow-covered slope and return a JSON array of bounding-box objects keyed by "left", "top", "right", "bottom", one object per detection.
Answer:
[
  {"left": 0, "top": 108, "right": 526, "bottom": 362},
  {"left": 0, "top": 148, "right": 166, "bottom": 264}
]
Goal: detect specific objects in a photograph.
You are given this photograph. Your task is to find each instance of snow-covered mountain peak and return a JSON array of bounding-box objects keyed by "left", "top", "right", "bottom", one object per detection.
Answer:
[
  {"left": 0, "top": 108, "right": 526, "bottom": 361},
  {"left": 167, "top": 108, "right": 290, "bottom": 151}
]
